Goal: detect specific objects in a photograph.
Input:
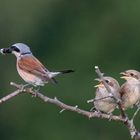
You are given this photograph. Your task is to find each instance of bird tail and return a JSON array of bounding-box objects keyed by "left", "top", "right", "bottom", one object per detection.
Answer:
[
  {"left": 59, "top": 69, "right": 75, "bottom": 74},
  {"left": 50, "top": 70, "right": 74, "bottom": 77},
  {"left": 48, "top": 69, "right": 74, "bottom": 84}
]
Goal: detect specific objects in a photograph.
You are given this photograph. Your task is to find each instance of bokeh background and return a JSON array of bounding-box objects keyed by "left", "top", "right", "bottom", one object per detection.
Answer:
[{"left": 0, "top": 0, "right": 140, "bottom": 140}]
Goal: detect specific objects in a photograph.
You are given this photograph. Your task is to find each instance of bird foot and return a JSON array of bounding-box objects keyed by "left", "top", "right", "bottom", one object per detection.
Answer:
[
  {"left": 107, "top": 113, "right": 113, "bottom": 121},
  {"left": 95, "top": 110, "right": 102, "bottom": 118},
  {"left": 119, "top": 114, "right": 128, "bottom": 122},
  {"left": 32, "top": 87, "right": 40, "bottom": 97},
  {"left": 19, "top": 84, "right": 30, "bottom": 91}
]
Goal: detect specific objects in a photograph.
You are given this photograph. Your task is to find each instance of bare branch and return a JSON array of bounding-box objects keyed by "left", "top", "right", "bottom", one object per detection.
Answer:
[
  {"left": 0, "top": 82, "right": 124, "bottom": 123},
  {"left": 0, "top": 66, "right": 140, "bottom": 140},
  {"left": 0, "top": 89, "right": 22, "bottom": 104},
  {"left": 87, "top": 96, "right": 113, "bottom": 103}
]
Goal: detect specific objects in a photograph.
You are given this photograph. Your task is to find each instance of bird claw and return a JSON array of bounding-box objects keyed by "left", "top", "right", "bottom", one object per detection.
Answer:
[
  {"left": 32, "top": 89, "right": 39, "bottom": 97},
  {"left": 95, "top": 110, "right": 102, "bottom": 118},
  {"left": 89, "top": 110, "right": 101, "bottom": 119},
  {"left": 107, "top": 113, "right": 113, "bottom": 121},
  {"left": 32, "top": 92, "right": 37, "bottom": 97},
  {"left": 120, "top": 114, "right": 128, "bottom": 122},
  {"left": 31, "top": 86, "right": 40, "bottom": 97},
  {"left": 136, "top": 103, "right": 140, "bottom": 108},
  {"left": 19, "top": 84, "right": 30, "bottom": 91}
]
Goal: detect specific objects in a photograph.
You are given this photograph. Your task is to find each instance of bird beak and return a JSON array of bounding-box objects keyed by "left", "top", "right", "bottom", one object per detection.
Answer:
[
  {"left": 94, "top": 78, "right": 102, "bottom": 87},
  {"left": 94, "top": 78, "right": 101, "bottom": 82},
  {"left": 94, "top": 82, "right": 104, "bottom": 88},
  {"left": 120, "top": 72, "right": 126, "bottom": 75},
  {"left": 0, "top": 48, "right": 12, "bottom": 54},
  {"left": 120, "top": 72, "right": 129, "bottom": 79},
  {"left": 120, "top": 76, "right": 128, "bottom": 79}
]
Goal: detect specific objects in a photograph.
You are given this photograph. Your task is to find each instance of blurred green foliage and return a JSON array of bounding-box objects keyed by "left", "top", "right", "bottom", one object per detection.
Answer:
[{"left": 0, "top": 0, "right": 140, "bottom": 140}]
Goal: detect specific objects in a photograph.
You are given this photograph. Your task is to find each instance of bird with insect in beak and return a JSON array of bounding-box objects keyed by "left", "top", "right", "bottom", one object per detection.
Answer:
[
  {"left": 93, "top": 76, "right": 120, "bottom": 114},
  {"left": 0, "top": 43, "right": 74, "bottom": 88},
  {"left": 120, "top": 70, "right": 140, "bottom": 110}
]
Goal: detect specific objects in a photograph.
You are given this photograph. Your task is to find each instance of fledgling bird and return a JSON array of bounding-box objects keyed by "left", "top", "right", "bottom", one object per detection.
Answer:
[
  {"left": 120, "top": 70, "right": 140, "bottom": 110},
  {"left": 0, "top": 43, "right": 74, "bottom": 87},
  {"left": 94, "top": 76, "right": 120, "bottom": 114}
]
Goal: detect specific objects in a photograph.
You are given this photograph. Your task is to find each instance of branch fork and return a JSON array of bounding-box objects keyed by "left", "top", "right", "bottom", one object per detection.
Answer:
[{"left": 0, "top": 66, "right": 139, "bottom": 139}]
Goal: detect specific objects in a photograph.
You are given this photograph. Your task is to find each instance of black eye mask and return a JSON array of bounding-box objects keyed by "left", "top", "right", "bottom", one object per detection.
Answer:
[{"left": 11, "top": 46, "right": 20, "bottom": 52}]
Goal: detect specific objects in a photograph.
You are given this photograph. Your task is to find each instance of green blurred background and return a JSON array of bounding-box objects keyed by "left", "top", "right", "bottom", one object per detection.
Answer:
[{"left": 0, "top": 0, "right": 140, "bottom": 139}]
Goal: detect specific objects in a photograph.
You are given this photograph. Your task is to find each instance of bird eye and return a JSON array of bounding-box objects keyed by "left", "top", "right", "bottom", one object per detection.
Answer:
[
  {"left": 105, "top": 80, "right": 109, "bottom": 83},
  {"left": 130, "top": 73, "right": 134, "bottom": 77},
  {"left": 11, "top": 46, "right": 20, "bottom": 52}
]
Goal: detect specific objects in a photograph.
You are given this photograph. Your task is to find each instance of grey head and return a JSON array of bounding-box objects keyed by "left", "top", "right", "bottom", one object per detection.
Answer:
[
  {"left": 11, "top": 43, "right": 32, "bottom": 57},
  {"left": 0, "top": 43, "right": 32, "bottom": 58}
]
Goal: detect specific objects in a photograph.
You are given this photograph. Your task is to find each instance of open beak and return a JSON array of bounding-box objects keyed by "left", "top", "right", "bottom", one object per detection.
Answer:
[
  {"left": 0, "top": 48, "right": 12, "bottom": 54},
  {"left": 94, "top": 82, "right": 104, "bottom": 88},
  {"left": 120, "top": 72, "right": 126, "bottom": 75},
  {"left": 94, "top": 78, "right": 101, "bottom": 82},
  {"left": 120, "top": 72, "right": 129, "bottom": 79}
]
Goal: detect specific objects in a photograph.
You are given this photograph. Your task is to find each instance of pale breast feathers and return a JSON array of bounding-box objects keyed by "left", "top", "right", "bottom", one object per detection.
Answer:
[{"left": 120, "top": 83, "right": 131, "bottom": 98}]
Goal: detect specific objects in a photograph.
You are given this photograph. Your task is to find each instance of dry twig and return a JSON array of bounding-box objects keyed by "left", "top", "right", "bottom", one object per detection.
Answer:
[{"left": 0, "top": 67, "right": 139, "bottom": 139}]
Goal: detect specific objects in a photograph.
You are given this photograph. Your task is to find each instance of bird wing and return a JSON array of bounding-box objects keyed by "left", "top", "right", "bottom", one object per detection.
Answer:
[
  {"left": 18, "top": 55, "right": 50, "bottom": 81},
  {"left": 120, "top": 83, "right": 131, "bottom": 98}
]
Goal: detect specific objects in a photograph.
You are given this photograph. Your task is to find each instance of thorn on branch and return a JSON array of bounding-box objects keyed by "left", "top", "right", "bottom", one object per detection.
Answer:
[
  {"left": 74, "top": 105, "right": 78, "bottom": 110},
  {"left": 54, "top": 97, "right": 58, "bottom": 101},
  {"left": 59, "top": 109, "right": 66, "bottom": 113},
  {"left": 87, "top": 96, "right": 114, "bottom": 104},
  {"left": 87, "top": 99, "right": 94, "bottom": 103}
]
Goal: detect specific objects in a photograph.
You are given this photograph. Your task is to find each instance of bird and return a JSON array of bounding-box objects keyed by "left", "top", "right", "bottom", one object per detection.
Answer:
[
  {"left": 93, "top": 76, "right": 120, "bottom": 114},
  {"left": 120, "top": 70, "right": 140, "bottom": 110},
  {"left": 0, "top": 43, "right": 74, "bottom": 87}
]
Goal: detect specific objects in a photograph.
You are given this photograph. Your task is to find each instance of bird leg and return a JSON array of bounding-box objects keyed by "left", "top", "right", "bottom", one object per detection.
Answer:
[
  {"left": 107, "top": 113, "right": 113, "bottom": 121},
  {"left": 32, "top": 86, "right": 41, "bottom": 97},
  {"left": 22, "top": 84, "right": 30, "bottom": 89}
]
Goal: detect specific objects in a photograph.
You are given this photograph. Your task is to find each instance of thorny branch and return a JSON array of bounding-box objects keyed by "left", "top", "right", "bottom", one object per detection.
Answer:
[
  {"left": 1, "top": 82, "right": 124, "bottom": 122},
  {"left": 0, "top": 66, "right": 140, "bottom": 139}
]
